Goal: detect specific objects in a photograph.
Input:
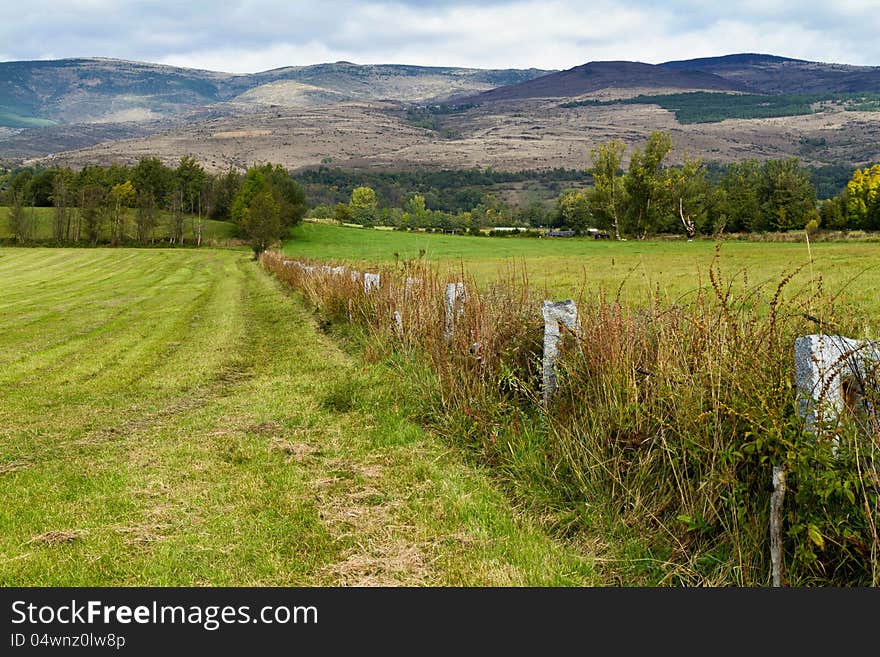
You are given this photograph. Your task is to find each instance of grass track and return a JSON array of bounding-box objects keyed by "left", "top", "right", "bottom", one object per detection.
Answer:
[{"left": 0, "top": 247, "right": 597, "bottom": 586}]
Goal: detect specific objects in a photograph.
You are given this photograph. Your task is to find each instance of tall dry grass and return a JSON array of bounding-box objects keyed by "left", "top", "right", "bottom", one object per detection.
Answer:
[{"left": 262, "top": 249, "right": 879, "bottom": 586}]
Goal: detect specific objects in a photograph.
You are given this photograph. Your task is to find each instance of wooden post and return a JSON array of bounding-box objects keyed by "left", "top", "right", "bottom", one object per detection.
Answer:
[{"left": 770, "top": 465, "right": 786, "bottom": 587}]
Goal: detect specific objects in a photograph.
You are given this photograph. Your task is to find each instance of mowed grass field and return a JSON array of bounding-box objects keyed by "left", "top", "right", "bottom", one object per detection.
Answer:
[
  {"left": 0, "top": 247, "right": 598, "bottom": 586},
  {"left": 284, "top": 222, "right": 880, "bottom": 324}
]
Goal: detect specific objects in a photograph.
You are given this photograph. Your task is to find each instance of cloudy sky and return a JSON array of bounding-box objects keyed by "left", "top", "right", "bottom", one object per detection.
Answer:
[{"left": 1, "top": 1, "right": 878, "bottom": 73}]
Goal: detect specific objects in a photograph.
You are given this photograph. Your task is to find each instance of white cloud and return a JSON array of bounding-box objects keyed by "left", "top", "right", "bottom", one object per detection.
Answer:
[
  {"left": 158, "top": 42, "right": 348, "bottom": 73},
  {"left": 1, "top": 1, "right": 879, "bottom": 71}
]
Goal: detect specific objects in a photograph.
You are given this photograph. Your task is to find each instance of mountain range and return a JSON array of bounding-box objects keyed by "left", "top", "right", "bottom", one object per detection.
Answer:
[
  {"left": 0, "top": 58, "right": 550, "bottom": 127},
  {"left": 1, "top": 53, "right": 879, "bottom": 172}
]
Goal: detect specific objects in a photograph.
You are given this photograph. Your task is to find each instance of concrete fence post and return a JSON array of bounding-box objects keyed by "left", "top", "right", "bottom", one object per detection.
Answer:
[
  {"left": 778, "top": 333, "right": 879, "bottom": 587},
  {"left": 794, "top": 334, "right": 878, "bottom": 432},
  {"left": 542, "top": 300, "right": 579, "bottom": 405},
  {"left": 444, "top": 282, "right": 466, "bottom": 340},
  {"left": 405, "top": 277, "right": 421, "bottom": 301},
  {"left": 393, "top": 310, "right": 403, "bottom": 339},
  {"left": 364, "top": 273, "right": 380, "bottom": 294}
]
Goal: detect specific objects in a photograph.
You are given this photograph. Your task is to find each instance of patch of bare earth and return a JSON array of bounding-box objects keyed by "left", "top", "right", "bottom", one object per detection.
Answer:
[
  {"left": 27, "top": 529, "right": 85, "bottom": 546},
  {"left": 309, "top": 452, "right": 430, "bottom": 587},
  {"left": 0, "top": 461, "right": 31, "bottom": 475},
  {"left": 113, "top": 521, "right": 173, "bottom": 546}
]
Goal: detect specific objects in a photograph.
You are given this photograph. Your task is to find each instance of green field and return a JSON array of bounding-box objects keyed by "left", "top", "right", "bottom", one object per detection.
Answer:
[
  {"left": 0, "top": 247, "right": 597, "bottom": 585},
  {"left": 0, "top": 110, "right": 57, "bottom": 129},
  {"left": 1, "top": 206, "right": 238, "bottom": 243},
  {"left": 561, "top": 91, "right": 880, "bottom": 124},
  {"left": 5, "top": 224, "right": 880, "bottom": 586},
  {"left": 283, "top": 222, "right": 880, "bottom": 323}
]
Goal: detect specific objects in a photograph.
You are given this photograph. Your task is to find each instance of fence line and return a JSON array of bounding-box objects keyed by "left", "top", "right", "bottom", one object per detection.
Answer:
[{"left": 267, "top": 252, "right": 879, "bottom": 588}]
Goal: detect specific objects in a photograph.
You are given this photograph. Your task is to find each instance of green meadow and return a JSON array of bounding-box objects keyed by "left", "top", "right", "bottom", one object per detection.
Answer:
[
  {"left": 283, "top": 222, "right": 880, "bottom": 325},
  {"left": 3, "top": 220, "right": 880, "bottom": 586},
  {"left": 0, "top": 247, "right": 597, "bottom": 586}
]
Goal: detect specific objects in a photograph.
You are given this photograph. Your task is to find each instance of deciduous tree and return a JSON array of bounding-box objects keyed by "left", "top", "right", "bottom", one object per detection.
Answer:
[
  {"left": 135, "top": 190, "right": 158, "bottom": 244},
  {"left": 623, "top": 131, "right": 673, "bottom": 238},
  {"left": 349, "top": 186, "right": 378, "bottom": 225},
  {"left": 241, "top": 189, "right": 281, "bottom": 256},
  {"left": 51, "top": 168, "right": 75, "bottom": 242},
  {"left": 588, "top": 139, "right": 626, "bottom": 239},
  {"left": 109, "top": 180, "right": 136, "bottom": 245}
]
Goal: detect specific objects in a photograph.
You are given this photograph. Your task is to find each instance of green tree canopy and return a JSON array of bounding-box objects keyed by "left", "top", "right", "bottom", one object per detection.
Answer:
[
  {"left": 623, "top": 131, "right": 673, "bottom": 237},
  {"left": 556, "top": 189, "right": 592, "bottom": 231},
  {"left": 588, "top": 138, "right": 626, "bottom": 239},
  {"left": 132, "top": 157, "right": 172, "bottom": 208},
  {"left": 231, "top": 163, "right": 307, "bottom": 229},
  {"left": 241, "top": 189, "right": 282, "bottom": 255},
  {"left": 349, "top": 185, "right": 378, "bottom": 225}
]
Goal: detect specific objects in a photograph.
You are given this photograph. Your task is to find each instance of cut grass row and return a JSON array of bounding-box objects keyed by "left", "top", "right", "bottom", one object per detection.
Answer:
[{"left": 0, "top": 247, "right": 598, "bottom": 586}]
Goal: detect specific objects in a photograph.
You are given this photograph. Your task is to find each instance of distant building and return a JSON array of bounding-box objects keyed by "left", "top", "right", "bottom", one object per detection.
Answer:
[{"left": 546, "top": 230, "right": 575, "bottom": 237}]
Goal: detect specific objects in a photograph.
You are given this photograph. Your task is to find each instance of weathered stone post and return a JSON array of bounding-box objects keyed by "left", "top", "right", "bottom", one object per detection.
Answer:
[
  {"left": 769, "top": 465, "right": 786, "bottom": 587},
  {"left": 794, "top": 334, "right": 877, "bottom": 433},
  {"left": 364, "top": 273, "right": 380, "bottom": 294},
  {"left": 779, "top": 333, "right": 879, "bottom": 587},
  {"left": 393, "top": 310, "right": 403, "bottom": 339},
  {"left": 542, "top": 300, "right": 579, "bottom": 406},
  {"left": 444, "top": 282, "right": 465, "bottom": 340},
  {"left": 404, "top": 277, "right": 421, "bottom": 300}
]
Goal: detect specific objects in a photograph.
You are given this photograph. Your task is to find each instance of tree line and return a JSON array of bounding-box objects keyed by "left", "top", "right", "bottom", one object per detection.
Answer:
[
  {"left": 313, "top": 184, "right": 541, "bottom": 234},
  {"left": 560, "top": 131, "right": 880, "bottom": 239},
  {"left": 303, "top": 135, "right": 874, "bottom": 238},
  {"left": 295, "top": 165, "right": 589, "bottom": 214},
  {"left": 311, "top": 133, "right": 829, "bottom": 239},
  {"left": 560, "top": 132, "right": 822, "bottom": 239},
  {"left": 3, "top": 141, "right": 876, "bottom": 244},
  {"left": 819, "top": 163, "right": 880, "bottom": 231},
  {"left": 1, "top": 158, "right": 306, "bottom": 252}
]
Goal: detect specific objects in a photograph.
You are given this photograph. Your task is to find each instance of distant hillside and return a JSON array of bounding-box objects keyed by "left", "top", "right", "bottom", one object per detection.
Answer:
[
  {"left": 0, "top": 58, "right": 552, "bottom": 127},
  {"left": 243, "top": 61, "right": 550, "bottom": 103},
  {"left": 462, "top": 61, "right": 745, "bottom": 102},
  {"left": 0, "top": 58, "right": 231, "bottom": 126},
  {"left": 5, "top": 53, "right": 880, "bottom": 174},
  {"left": 659, "top": 53, "right": 880, "bottom": 94}
]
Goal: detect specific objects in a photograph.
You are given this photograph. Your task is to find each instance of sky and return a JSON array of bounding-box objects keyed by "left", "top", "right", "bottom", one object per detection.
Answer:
[{"left": 0, "top": 1, "right": 878, "bottom": 73}]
